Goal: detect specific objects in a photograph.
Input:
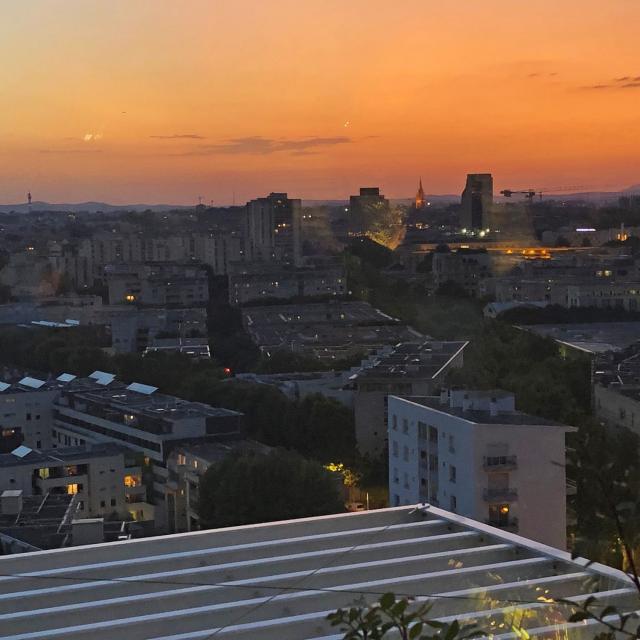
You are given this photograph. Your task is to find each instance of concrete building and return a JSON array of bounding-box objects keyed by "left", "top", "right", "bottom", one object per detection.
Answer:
[
  {"left": 105, "top": 262, "right": 209, "bottom": 307},
  {"left": 0, "top": 442, "right": 151, "bottom": 521},
  {"left": 349, "top": 340, "right": 468, "bottom": 456},
  {"left": 109, "top": 306, "right": 208, "bottom": 354},
  {"left": 242, "top": 301, "right": 424, "bottom": 362},
  {"left": 388, "top": 390, "right": 575, "bottom": 549},
  {"left": 52, "top": 376, "right": 243, "bottom": 532},
  {"left": 0, "top": 377, "right": 62, "bottom": 452},
  {"left": 460, "top": 173, "right": 494, "bottom": 231},
  {"left": 245, "top": 192, "right": 302, "bottom": 266},
  {"left": 348, "top": 186, "right": 390, "bottom": 233},
  {"left": 432, "top": 248, "right": 492, "bottom": 296},
  {"left": 228, "top": 261, "right": 346, "bottom": 306},
  {"left": 166, "top": 440, "right": 271, "bottom": 533},
  {"left": 0, "top": 504, "right": 636, "bottom": 639}
]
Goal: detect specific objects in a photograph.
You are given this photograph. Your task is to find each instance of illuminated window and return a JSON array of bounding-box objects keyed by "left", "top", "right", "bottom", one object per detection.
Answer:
[
  {"left": 125, "top": 294, "right": 136, "bottom": 302},
  {"left": 38, "top": 468, "right": 50, "bottom": 479},
  {"left": 67, "top": 483, "right": 79, "bottom": 495},
  {"left": 124, "top": 474, "right": 141, "bottom": 488}
]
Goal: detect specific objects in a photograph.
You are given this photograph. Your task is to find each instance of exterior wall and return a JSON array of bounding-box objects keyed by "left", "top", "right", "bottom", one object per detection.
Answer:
[
  {"left": 387, "top": 395, "right": 569, "bottom": 549},
  {"left": 432, "top": 251, "right": 491, "bottom": 295},
  {"left": 594, "top": 384, "right": 640, "bottom": 435},
  {"left": 0, "top": 390, "right": 58, "bottom": 451}
]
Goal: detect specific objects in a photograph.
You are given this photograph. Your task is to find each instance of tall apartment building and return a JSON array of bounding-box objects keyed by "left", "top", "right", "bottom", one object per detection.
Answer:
[
  {"left": 245, "top": 193, "right": 302, "bottom": 266},
  {"left": 460, "top": 173, "right": 493, "bottom": 231},
  {"left": 350, "top": 340, "right": 468, "bottom": 456},
  {"left": 348, "top": 187, "right": 390, "bottom": 233},
  {"left": 51, "top": 375, "right": 243, "bottom": 531},
  {"left": 431, "top": 248, "right": 492, "bottom": 296},
  {"left": 388, "top": 389, "right": 574, "bottom": 548}
]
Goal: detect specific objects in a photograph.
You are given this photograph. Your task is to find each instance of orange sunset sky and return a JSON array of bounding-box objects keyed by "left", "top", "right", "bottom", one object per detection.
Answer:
[{"left": 1, "top": 0, "right": 639, "bottom": 205}]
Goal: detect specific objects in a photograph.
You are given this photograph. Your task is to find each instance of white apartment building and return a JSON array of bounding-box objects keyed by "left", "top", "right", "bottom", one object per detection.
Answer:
[{"left": 388, "top": 389, "right": 574, "bottom": 549}]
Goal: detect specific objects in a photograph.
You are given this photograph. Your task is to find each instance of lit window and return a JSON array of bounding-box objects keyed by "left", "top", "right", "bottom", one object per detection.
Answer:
[{"left": 67, "top": 483, "right": 79, "bottom": 495}]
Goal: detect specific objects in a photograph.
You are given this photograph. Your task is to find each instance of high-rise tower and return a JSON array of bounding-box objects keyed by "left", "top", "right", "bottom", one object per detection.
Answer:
[{"left": 460, "top": 174, "right": 493, "bottom": 231}]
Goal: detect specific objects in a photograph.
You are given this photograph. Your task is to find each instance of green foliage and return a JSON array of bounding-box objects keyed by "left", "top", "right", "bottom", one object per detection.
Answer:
[
  {"left": 327, "top": 593, "right": 482, "bottom": 640},
  {"left": 180, "top": 378, "right": 356, "bottom": 464},
  {"left": 256, "top": 350, "right": 325, "bottom": 374},
  {"left": 348, "top": 237, "right": 394, "bottom": 269},
  {"left": 447, "top": 323, "right": 590, "bottom": 423},
  {"left": 500, "top": 304, "right": 640, "bottom": 325},
  {"left": 197, "top": 448, "right": 345, "bottom": 529}
]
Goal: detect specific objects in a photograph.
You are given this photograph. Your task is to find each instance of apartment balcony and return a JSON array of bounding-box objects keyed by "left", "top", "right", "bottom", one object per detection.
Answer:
[
  {"left": 483, "top": 487, "right": 518, "bottom": 502},
  {"left": 486, "top": 517, "right": 519, "bottom": 533},
  {"left": 483, "top": 455, "right": 517, "bottom": 471}
]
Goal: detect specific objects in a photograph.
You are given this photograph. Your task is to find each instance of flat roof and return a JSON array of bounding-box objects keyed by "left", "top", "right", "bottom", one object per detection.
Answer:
[
  {"left": 522, "top": 322, "right": 640, "bottom": 354},
  {"left": 0, "top": 505, "right": 633, "bottom": 639},
  {"left": 0, "top": 442, "right": 133, "bottom": 468},
  {"left": 398, "top": 396, "right": 567, "bottom": 427}
]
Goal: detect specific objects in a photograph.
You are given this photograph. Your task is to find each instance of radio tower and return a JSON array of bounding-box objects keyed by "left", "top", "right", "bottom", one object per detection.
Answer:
[{"left": 27, "top": 191, "right": 32, "bottom": 213}]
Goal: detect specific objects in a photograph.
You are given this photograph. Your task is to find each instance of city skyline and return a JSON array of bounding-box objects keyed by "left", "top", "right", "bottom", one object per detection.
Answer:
[{"left": 1, "top": 0, "right": 640, "bottom": 203}]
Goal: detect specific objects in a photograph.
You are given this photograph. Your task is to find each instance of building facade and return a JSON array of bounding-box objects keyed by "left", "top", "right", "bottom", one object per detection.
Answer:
[{"left": 388, "top": 390, "right": 573, "bottom": 548}]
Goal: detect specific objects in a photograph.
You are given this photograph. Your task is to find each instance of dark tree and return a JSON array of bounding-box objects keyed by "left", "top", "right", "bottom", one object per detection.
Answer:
[{"left": 197, "top": 449, "right": 345, "bottom": 529}]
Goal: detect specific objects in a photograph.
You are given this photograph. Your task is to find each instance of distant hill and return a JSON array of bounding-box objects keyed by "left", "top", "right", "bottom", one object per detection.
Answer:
[{"left": 0, "top": 201, "right": 191, "bottom": 213}]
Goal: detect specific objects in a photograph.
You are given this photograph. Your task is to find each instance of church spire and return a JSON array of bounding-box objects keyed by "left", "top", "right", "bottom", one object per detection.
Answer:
[{"left": 415, "top": 177, "right": 426, "bottom": 209}]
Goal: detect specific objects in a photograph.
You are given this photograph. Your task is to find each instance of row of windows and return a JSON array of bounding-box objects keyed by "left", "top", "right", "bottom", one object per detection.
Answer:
[{"left": 54, "top": 411, "right": 162, "bottom": 453}]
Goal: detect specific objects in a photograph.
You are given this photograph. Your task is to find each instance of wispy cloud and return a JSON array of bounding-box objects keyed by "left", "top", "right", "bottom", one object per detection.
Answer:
[
  {"left": 175, "top": 135, "right": 353, "bottom": 156},
  {"left": 150, "top": 134, "right": 205, "bottom": 140},
  {"left": 38, "top": 148, "right": 103, "bottom": 154},
  {"left": 527, "top": 72, "right": 558, "bottom": 78},
  {"left": 580, "top": 75, "right": 640, "bottom": 90}
]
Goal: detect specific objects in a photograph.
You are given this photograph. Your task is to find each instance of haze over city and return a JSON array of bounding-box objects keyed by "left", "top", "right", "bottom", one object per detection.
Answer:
[{"left": 2, "top": 0, "right": 640, "bottom": 204}]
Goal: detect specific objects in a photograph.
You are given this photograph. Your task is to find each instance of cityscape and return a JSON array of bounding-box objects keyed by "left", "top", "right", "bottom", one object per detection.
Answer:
[{"left": 2, "top": 2, "right": 640, "bottom": 638}]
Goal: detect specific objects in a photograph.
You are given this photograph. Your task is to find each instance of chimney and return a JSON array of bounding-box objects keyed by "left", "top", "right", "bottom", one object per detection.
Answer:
[
  {"left": 72, "top": 518, "right": 105, "bottom": 546},
  {"left": 439, "top": 388, "right": 449, "bottom": 405},
  {"left": 462, "top": 393, "right": 471, "bottom": 412},
  {"left": 1, "top": 490, "right": 22, "bottom": 515},
  {"left": 490, "top": 397, "right": 498, "bottom": 417}
]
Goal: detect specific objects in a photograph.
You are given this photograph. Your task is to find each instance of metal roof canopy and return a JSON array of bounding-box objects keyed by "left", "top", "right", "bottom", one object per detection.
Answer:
[
  {"left": 18, "top": 376, "right": 46, "bottom": 389},
  {"left": 126, "top": 382, "right": 159, "bottom": 395},
  {"left": 0, "top": 505, "right": 636, "bottom": 640},
  {"left": 0, "top": 381, "right": 10, "bottom": 392}
]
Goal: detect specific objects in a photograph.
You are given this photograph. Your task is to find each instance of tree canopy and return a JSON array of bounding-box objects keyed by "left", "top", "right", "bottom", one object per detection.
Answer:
[{"left": 197, "top": 448, "right": 345, "bottom": 529}]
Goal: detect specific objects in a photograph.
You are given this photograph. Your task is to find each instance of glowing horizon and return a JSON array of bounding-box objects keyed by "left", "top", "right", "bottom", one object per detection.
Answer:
[{"left": 1, "top": 0, "right": 639, "bottom": 205}]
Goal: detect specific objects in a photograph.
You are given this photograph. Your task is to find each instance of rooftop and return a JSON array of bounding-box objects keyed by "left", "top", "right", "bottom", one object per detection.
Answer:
[
  {"left": 521, "top": 322, "right": 640, "bottom": 354},
  {"left": 400, "top": 395, "right": 567, "bottom": 427},
  {"left": 0, "top": 442, "right": 133, "bottom": 469},
  {"left": 0, "top": 505, "right": 635, "bottom": 639}
]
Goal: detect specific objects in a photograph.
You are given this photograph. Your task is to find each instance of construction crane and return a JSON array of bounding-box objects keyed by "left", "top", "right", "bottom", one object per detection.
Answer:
[{"left": 500, "top": 185, "right": 591, "bottom": 201}]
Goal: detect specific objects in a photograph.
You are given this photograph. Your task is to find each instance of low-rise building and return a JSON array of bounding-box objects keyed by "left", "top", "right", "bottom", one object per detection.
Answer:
[
  {"left": 52, "top": 375, "right": 243, "bottom": 532},
  {"left": 349, "top": 340, "right": 467, "bottom": 456},
  {"left": 166, "top": 440, "right": 271, "bottom": 532},
  {"left": 432, "top": 248, "right": 491, "bottom": 296},
  {"left": 106, "top": 262, "right": 209, "bottom": 307},
  {"left": 388, "top": 389, "right": 575, "bottom": 548},
  {"left": 0, "top": 441, "right": 152, "bottom": 521}
]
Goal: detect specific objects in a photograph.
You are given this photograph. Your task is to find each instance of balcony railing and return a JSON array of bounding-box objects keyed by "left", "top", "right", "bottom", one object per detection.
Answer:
[
  {"left": 483, "top": 455, "right": 517, "bottom": 470},
  {"left": 486, "top": 517, "right": 519, "bottom": 532},
  {"left": 483, "top": 487, "right": 518, "bottom": 502}
]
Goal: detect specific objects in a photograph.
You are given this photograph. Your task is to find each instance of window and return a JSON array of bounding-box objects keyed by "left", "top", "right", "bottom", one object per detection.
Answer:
[
  {"left": 110, "top": 498, "right": 116, "bottom": 507},
  {"left": 448, "top": 434, "right": 455, "bottom": 453},
  {"left": 418, "top": 422, "right": 427, "bottom": 440},
  {"left": 392, "top": 440, "right": 399, "bottom": 457},
  {"left": 36, "top": 440, "right": 41, "bottom": 449},
  {"left": 392, "top": 415, "right": 398, "bottom": 431},
  {"left": 449, "top": 465, "right": 457, "bottom": 483},
  {"left": 450, "top": 495, "right": 457, "bottom": 511},
  {"left": 403, "top": 445, "right": 409, "bottom": 462},
  {"left": 402, "top": 419, "right": 409, "bottom": 434},
  {"left": 100, "top": 500, "right": 106, "bottom": 508},
  {"left": 67, "top": 483, "right": 79, "bottom": 495}
]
